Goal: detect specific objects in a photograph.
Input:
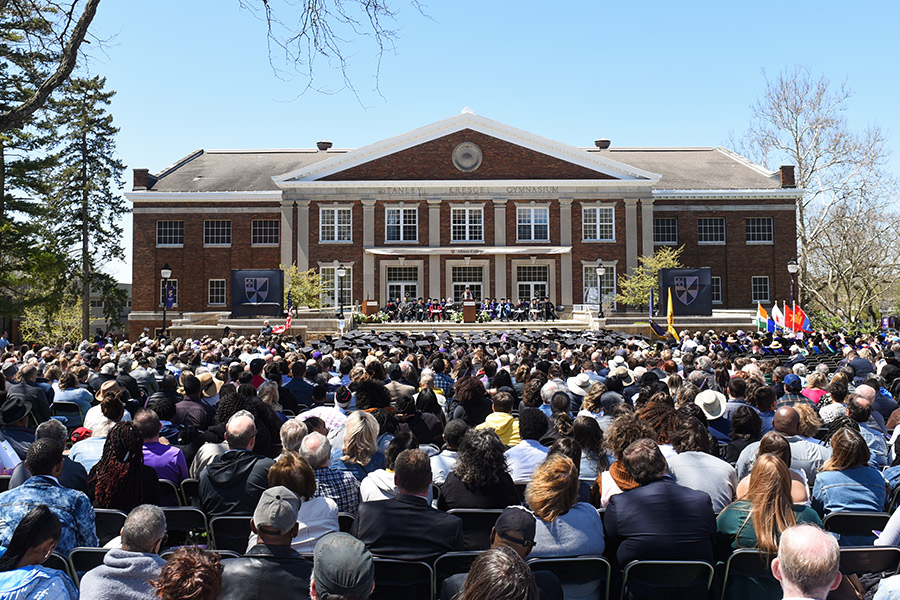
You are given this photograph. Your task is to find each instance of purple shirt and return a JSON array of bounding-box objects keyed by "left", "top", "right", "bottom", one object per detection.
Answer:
[{"left": 143, "top": 441, "right": 189, "bottom": 483}]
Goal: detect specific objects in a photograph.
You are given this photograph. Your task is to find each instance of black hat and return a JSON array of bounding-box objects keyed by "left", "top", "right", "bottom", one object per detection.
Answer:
[{"left": 0, "top": 396, "right": 32, "bottom": 426}]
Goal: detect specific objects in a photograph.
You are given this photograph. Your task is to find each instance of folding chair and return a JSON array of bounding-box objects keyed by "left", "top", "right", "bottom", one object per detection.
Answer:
[
  {"left": 158, "top": 478, "right": 183, "bottom": 506},
  {"left": 823, "top": 511, "right": 890, "bottom": 546},
  {"left": 0, "top": 475, "right": 10, "bottom": 493},
  {"left": 434, "top": 551, "right": 481, "bottom": 598},
  {"left": 528, "top": 555, "right": 611, "bottom": 600},
  {"left": 44, "top": 551, "right": 74, "bottom": 582},
  {"left": 68, "top": 547, "right": 110, "bottom": 586},
  {"left": 51, "top": 401, "right": 85, "bottom": 429},
  {"left": 161, "top": 548, "right": 242, "bottom": 560},
  {"left": 721, "top": 549, "right": 780, "bottom": 600},
  {"left": 209, "top": 515, "right": 252, "bottom": 553},
  {"left": 887, "top": 486, "right": 900, "bottom": 513},
  {"left": 180, "top": 478, "right": 201, "bottom": 507},
  {"left": 161, "top": 506, "right": 209, "bottom": 549},
  {"left": 839, "top": 546, "right": 900, "bottom": 576},
  {"left": 93, "top": 508, "right": 128, "bottom": 547},
  {"left": 447, "top": 508, "right": 504, "bottom": 551},
  {"left": 370, "top": 558, "right": 433, "bottom": 600},
  {"left": 338, "top": 512, "right": 355, "bottom": 533},
  {"left": 619, "top": 560, "right": 715, "bottom": 600}
]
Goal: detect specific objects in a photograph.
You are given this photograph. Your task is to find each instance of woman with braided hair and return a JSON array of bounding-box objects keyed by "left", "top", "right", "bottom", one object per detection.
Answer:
[{"left": 87, "top": 422, "right": 162, "bottom": 512}]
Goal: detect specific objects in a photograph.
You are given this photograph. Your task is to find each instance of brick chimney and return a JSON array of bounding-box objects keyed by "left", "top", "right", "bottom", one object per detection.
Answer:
[
  {"left": 780, "top": 165, "right": 796, "bottom": 188},
  {"left": 133, "top": 168, "right": 150, "bottom": 190},
  {"left": 594, "top": 139, "right": 611, "bottom": 150},
  {"left": 317, "top": 140, "right": 333, "bottom": 151}
]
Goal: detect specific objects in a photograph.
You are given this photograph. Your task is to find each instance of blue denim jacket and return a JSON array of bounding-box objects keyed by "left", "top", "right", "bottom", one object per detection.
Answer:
[
  {"left": 0, "top": 476, "right": 98, "bottom": 555},
  {"left": 812, "top": 466, "right": 887, "bottom": 546},
  {"left": 0, "top": 563, "right": 77, "bottom": 600}
]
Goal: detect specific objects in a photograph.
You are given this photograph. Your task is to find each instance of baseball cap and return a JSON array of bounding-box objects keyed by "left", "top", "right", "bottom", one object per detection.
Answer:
[
  {"left": 253, "top": 486, "right": 299, "bottom": 535},
  {"left": 784, "top": 374, "right": 801, "bottom": 387},
  {"left": 493, "top": 506, "right": 536, "bottom": 548},
  {"left": 313, "top": 533, "right": 374, "bottom": 596}
]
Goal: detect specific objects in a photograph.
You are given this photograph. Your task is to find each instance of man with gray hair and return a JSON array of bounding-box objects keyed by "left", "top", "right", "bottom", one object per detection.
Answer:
[
  {"left": 772, "top": 523, "right": 841, "bottom": 599},
  {"left": 280, "top": 417, "right": 308, "bottom": 454},
  {"left": 299, "top": 431, "right": 360, "bottom": 515},
  {"left": 79, "top": 505, "right": 168, "bottom": 600},
  {"left": 8, "top": 418, "right": 88, "bottom": 493}
]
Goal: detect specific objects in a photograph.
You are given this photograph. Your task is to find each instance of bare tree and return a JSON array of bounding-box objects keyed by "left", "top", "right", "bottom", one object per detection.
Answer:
[{"left": 734, "top": 66, "right": 894, "bottom": 318}]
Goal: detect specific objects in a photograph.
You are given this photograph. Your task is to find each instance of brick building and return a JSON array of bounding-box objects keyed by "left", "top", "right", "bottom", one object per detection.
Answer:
[{"left": 126, "top": 111, "right": 801, "bottom": 335}]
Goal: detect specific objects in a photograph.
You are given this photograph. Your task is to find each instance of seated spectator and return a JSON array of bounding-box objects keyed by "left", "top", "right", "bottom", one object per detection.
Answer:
[
  {"left": 459, "top": 546, "right": 538, "bottom": 600},
  {"left": 279, "top": 417, "right": 308, "bottom": 454},
  {"left": 310, "top": 533, "right": 375, "bottom": 600},
  {"left": 0, "top": 438, "right": 98, "bottom": 555},
  {"left": 53, "top": 371, "right": 93, "bottom": 427},
  {"left": 299, "top": 432, "right": 361, "bottom": 515},
  {"left": 603, "top": 438, "right": 715, "bottom": 587},
  {"left": 813, "top": 426, "right": 886, "bottom": 545},
  {"left": 146, "top": 375, "right": 182, "bottom": 409},
  {"left": 414, "top": 384, "right": 445, "bottom": 427},
  {"left": 352, "top": 449, "right": 463, "bottom": 561},
  {"left": 802, "top": 372, "right": 829, "bottom": 405},
  {"left": 79, "top": 504, "right": 168, "bottom": 599},
  {"left": 361, "top": 432, "right": 433, "bottom": 503},
  {"left": 447, "top": 376, "right": 492, "bottom": 427},
  {"left": 84, "top": 381, "right": 131, "bottom": 432},
  {"left": 174, "top": 374, "right": 214, "bottom": 431},
  {"left": 724, "top": 405, "right": 762, "bottom": 464},
  {"left": 395, "top": 394, "right": 443, "bottom": 446},
  {"left": 527, "top": 454, "right": 605, "bottom": 560},
  {"left": 0, "top": 505, "right": 77, "bottom": 599},
  {"left": 754, "top": 385, "right": 777, "bottom": 434},
  {"left": 8, "top": 419, "right": 88, "bottom": 493},
  {"left": 438, "top": 428, "right": 519, "bottom": 512},
  {"left": 87, "top": 421, "right": 162, "bottom": 512},
  {"left": 7, "top": 364, "right": 51, "bottom": 424},
  {"left": 431, "top": 419, "right": 468, "bottom": 485},
  {"left": 504, "top": 408, "right": 550, "bottom": 481},
  {"left": 590, "top": 416, "right": 655, "bottom": 508},
  {"left": 71, "top": 391, "right": 127, "bottom": 473},
  {"left": 847, "top": 393, "right": 889, "bottom": 468},
  {"left": 778, "top": 374, "right": 814, "bottom": 408},
  {"left": 329, "top": 411, "right": 385, "bottom": 481},
  {"left": 476, "top": 391, "right": 521, "bottom": 446},
  {"left": 694, "top": 389, "right": 731, "bottom": 444},
  {"left": 771, "top": 524, "right": 842, "bottom": 599},
  {"left": 247, "top": 453, "right": 338, "bottom": 554},
  {"left": 716, "top": 454, "right": 821, "bottom": 565},
  {"left": 0, "top": 394, "right": 35, "bottom": 460},
  {"left": 571, "top": 416, "right": 609, "bottom": 482},
  {"left": 794, "top": 403, "right": 823, "bottom": 445},
  {"left": 220, "top": 486, "right": 313, "bottom": 600},
  {"left": 667, "top": 417, "right": 737, "bottom": 513},
  {"left": 135, "top": 409, "right": 189, "bottom": 484},
  {"left": 284, "top": 362, "right": 315, "bottom": 409},
  {"left": 152, "top": 546, "right": 222, "bottom": 600},
  {"left": 736, "top": 431, "right": 810, "bottom": 505},
  {"left": 199, "top": 413, "right": 274, "bottom": 517}
]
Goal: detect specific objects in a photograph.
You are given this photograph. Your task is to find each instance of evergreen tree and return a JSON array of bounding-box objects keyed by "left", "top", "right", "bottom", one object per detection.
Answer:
[{"left": 49, "top": 75, "right": 126, "bottom": 339}]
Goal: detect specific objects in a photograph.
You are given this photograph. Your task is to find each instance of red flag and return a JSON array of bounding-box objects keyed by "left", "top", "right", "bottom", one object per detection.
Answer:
[
  {"left": 794, "top": 305, "right": 812, "bottom": 332},
  {"left": 784, "top": 304, "right": 795, "bottom": 332}
]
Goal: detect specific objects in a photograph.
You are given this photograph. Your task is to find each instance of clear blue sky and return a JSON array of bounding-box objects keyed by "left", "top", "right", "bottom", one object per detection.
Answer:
[{"left": 87, "top": 0, "right": 900, "bottom": 282}]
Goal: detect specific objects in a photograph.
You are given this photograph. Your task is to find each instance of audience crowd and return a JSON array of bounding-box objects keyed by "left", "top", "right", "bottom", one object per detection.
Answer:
[{"left": 3, "top": 325, "right": 900, "bottom": 598}]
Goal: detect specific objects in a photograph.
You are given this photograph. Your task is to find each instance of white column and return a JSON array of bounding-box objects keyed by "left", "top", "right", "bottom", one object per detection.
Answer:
[
  {"left": 624, "top": 198, "right": 639, "bottom": 274},
  {"left": 280, "top": 201, "right": 293, "bottom": 266},
  {"left": 493, "top": 197, "right": 507, "bottom": 299},
  {"left": 428, "top": 197, "right": 442, "bottom": 298},
  {"left": 362, "top": 198, "right": 376, "bottom": 300},
  {"left": 641, "top": 196, "right": 655, "bottom": 258},
  {"left": 296, "top": 199, "right": 310, "bottom": 271},
  {"left": 559, "top": 197, "right": 574, "bottom": 306}
]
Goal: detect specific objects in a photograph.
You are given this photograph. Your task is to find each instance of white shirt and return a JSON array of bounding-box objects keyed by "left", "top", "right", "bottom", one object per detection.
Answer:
[
  {"left": 246, "top": 496, "right": 338, "bottom": 555},
  {"left": 505, "top": 439, "right": 549, "bottom": 481},
  {"left": 430, "top": 450, "right": 458, "bottom": 486}
]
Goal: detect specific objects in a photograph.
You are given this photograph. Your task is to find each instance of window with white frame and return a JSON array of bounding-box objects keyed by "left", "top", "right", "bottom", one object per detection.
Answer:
[
  {"left": 711, "top": 276, "right": 722, "bottom": 304},
  {"left": 156, "top": 221, "right": 184, "bottom": 246},
  {"left": 386, "top": 266, "right": 419, "bottom": 300},
  {"left": 582, "top": 206, "right": 615, "bottom": 241},
  {"left": 159, "top": 279, "right": 178, "bottom": 307},
  {"left": 582, "top": 265, "right": 617, "bottom": 308},
  {"left": 208, "top": 279, "right": 226, "bottom": 306},
  {"left": 385, "top": 207, "right": 418, "bottom": 242},
  {"left": 320, "top": 207, "right": 353, "bottom": 242},
  {"left": 320, "top": 266, "right": 352, "bottom": 307},
  {"left": 745, "top": 217, "right": 774, "bottom": 243},
  {"left": 517, "top": 206, "right": 549, "bottom": 241},
  {"left": 204, "top": 220, "right": 232, "bottom": 246},
  {"left": 451, "top": 266, "right": 484, "bottom": 301},
  {"left": 450, "top": 207, "right": 483, "bottom": 242},
  {"left": 698, "top": 217, "right": 726, "bottom": 244},
  {"left": 516, "top": 265, "right": 549, "bottom": 300},
  {"left": 653, "top": 217, "right": 678, "bottom": 245},
  {"left": 751, "top": 276, "right": 770, "bottom": 303},
  {"left": 251, "top": 220, "right": 280, "bottom": 245}
]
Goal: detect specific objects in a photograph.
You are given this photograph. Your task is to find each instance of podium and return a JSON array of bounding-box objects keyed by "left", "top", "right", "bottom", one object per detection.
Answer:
[
  {"left": 462, "top": 301, "right": 477, "bottom": 323},
  {"left": 361, "top": 300, "right": 380, "bottom": 316}
]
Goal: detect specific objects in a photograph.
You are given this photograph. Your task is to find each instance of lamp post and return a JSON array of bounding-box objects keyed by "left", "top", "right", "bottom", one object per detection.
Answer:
[
  {"left": 787, "top": 259, "right": 800, "bottom": 306},
  {"left": 596, "top": 266, "right": 606, "bottom": 319},
  {"left": 160, "top": 263, "right": 172, "bottom": 338},
  {"left": 335, "top": 265, "right": 347, "bottom": 319}
]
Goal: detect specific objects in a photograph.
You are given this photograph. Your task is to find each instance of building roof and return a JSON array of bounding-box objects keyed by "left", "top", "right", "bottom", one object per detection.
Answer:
[{"left": 144, "top": 144, "right": 780, "bottom": 193}]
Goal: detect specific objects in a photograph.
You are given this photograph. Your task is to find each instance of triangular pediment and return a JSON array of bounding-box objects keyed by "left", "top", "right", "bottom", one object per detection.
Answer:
[{"left": 273, "top": 112, "right": 661, "bottom": 184}]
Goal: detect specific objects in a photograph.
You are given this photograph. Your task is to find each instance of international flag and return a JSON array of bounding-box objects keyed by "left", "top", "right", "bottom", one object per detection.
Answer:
[
  {"left": 794, "top": 304, "right": 812, "bottom": 333},
  {"left": 785, "top": 304, "right": 795, "bottom": 332},
  {"left": 772, "top": 303, "right": 784, "bottom": 330},
  {"left": 666, "top": 288, "right": 680, "bottom": 342},
  {"left": 272, "top": 291, "right": 294, "bottom": 334},
  {"left": 754, "top": 303, "right": 768, "bottom": 329},
  {"left": 648, "top": 320, "right": 669, "bottom": 339}
]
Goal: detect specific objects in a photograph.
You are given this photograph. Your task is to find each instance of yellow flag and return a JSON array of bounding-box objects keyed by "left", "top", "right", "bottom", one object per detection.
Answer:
[{"left": 667, "top": 288, "right": 680, "bottom": 342}]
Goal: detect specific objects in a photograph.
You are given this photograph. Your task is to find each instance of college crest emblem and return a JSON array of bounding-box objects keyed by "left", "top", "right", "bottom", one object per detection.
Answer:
[
  {"left": 244, "top": 278, "right": 269, "bottom": 304},
  {"left": 674, "top": 276, "right": 699, "bottom": 305}
]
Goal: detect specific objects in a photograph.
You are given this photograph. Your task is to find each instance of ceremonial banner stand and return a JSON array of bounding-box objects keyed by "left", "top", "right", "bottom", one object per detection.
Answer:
[{"left": 462, "top": 301, "right": 477, "bottom": 323}]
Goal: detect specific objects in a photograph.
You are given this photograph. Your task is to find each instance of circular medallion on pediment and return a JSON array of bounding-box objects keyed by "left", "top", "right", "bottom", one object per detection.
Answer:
[{"left": 452, "top": 142, "right": 483, "bottom": 172}]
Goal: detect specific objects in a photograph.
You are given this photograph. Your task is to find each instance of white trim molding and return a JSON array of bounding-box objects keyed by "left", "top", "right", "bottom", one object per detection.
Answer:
[{"left": 363, "top": 246, "right": 572, "bottom": 256}]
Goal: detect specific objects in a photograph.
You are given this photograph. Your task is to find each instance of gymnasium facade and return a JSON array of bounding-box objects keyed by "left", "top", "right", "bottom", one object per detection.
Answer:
[{"left": 126, "top": 111, "right": 801, "bottom": 334}]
